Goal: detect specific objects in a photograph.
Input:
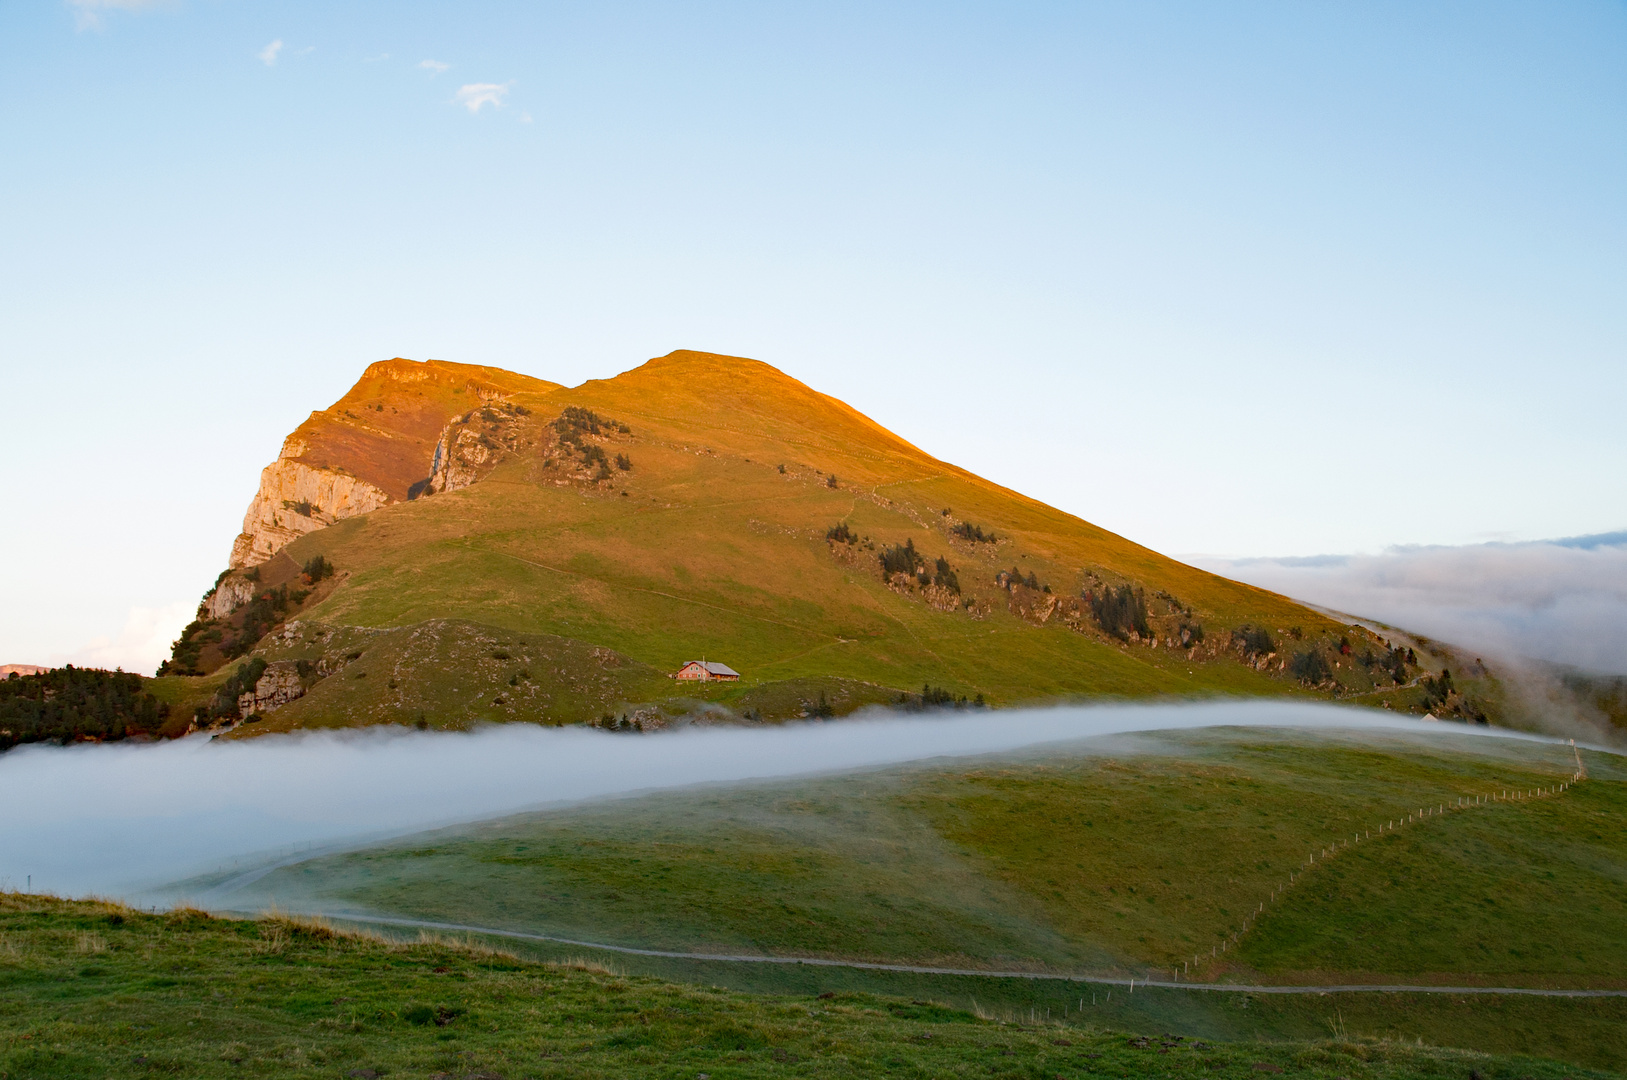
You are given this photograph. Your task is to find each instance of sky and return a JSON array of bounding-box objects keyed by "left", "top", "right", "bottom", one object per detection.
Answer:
[{"left": 2, "top": 1, "right": 1624, "bottom": 672}]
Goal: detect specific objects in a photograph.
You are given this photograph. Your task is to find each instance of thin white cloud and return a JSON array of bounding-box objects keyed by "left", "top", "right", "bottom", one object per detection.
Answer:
[
  {"left": 419, "top": 59, "right": 449, "bottom": 75},
  {"left": 258, "top": 39, "right": 283, "bottom": 66},
  {"left": 454, "top": 81, "right": 512, "bottom": 113},
  {"left": 68, "top": 0, "right": 168, "bottom": 32}
]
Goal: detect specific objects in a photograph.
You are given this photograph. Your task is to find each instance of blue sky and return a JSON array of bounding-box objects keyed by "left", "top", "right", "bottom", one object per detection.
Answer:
[{"left": 2, "top": 1, "right": 1625, "bottom": 670}]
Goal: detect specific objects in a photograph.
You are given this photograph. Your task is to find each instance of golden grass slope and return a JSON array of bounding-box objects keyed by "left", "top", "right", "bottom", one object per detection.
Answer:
[{"left": 184, "top": 349, "right": 1480, "bottom": 730}]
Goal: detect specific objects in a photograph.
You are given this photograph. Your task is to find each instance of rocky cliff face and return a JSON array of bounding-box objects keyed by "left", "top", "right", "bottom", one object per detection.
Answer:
[
  {"left": 236, "top": 661, "right": 305, "bottom": 716},
  {"left": 203, "top": 575, "right": 258, "bottom": 620},
  {"left": 224, "top": 359, "right": 561, "bottom": 568},
  {"left": 228, "top": 435, "right": 393, "bottom": 568},
  {"left": 427, "top": 402, "right": 535, "bottom": 495}
]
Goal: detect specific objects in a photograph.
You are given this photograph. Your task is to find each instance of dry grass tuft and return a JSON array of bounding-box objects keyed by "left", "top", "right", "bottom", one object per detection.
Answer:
[
  {"left": 546, "top": 955, "right": 619, "bottom": 976},
  {"left": 75, "top": 931, "right": 108, "bottom": 954},
  {"left": 412, "top": 928, "right": 522, "bottom": 963}
]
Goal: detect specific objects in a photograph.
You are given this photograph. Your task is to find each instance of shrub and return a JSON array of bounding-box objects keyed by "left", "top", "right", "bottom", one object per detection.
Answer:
[
  {"left": 951, "top": 522, "right": 997, "bottom": 543},
  {"left": 1422, "top": 669, "right": 1455, "bottom": 709},
  {"left": 552, "top": 405, "right": 606, "bottom": 440},
  {"left": 879, "top": 539, "right": 925, "bottom": 578},
  {"left": 301, "top": 555, "right": 334, "bottom": 583},
  {"left": 932, "top": 556, "right": 961, "bottom": 594},
  {"left": 615, "top": 453, "right": 632, "bottom": 471},
  {"left": 827, "top": 474, "right": 838, "bottom": 488},
  {"left": 1233, "top": 625, "right": 1277, "bottom": 658},
  {"left": 1289, "top": 649, "right": 1333, "bottom": 684},
  {"left": 222, "top": 585, "right": 309, "bottom": 659},
  {"left": 1088, "top": 585, "right": 1150, "bottom": 642},
  {"left": 826, "top": 522, "right": 857, "bottom": 545},
  {"left": 999, "top": 567, "right": 1042, "bottom": 591}
]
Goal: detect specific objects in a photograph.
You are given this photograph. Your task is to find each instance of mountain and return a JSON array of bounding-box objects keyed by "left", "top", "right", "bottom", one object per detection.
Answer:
[{"left": 150, "top": 351, "right": 1498, "bottom": 735}]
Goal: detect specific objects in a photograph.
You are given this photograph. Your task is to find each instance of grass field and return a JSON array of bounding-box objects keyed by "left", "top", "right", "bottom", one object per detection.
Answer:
[
  {"left": 202, "top": 727, "right": 1626, "bottom": 1068},
  {"left": 0, "top": 894, "right": 1615, "bottom": 1079}
]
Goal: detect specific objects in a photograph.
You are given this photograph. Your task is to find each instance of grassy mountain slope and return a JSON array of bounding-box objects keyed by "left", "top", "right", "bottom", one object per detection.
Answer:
[
  {"left": 161, "top": 350, "right": 1498, "bottom": 732},
  {"left": 4, "top": 895, "right": 1610, "bottom": 1080}
]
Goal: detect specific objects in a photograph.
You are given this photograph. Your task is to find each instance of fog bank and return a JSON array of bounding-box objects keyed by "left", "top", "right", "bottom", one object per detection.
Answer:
[
  {"left": 1193, "top": 532, "right": 1627, "bottom": 675},
  {"left": 0, "top": 701, "right": 1562, "bottom": 903}
]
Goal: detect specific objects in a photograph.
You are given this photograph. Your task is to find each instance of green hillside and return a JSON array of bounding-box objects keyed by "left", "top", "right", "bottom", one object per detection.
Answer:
[
  {"left": 153, "top": 351, "right": 1500, "bottom": 734},
  {"left": 0, "top": 894, "right": 1614, "bottom": 1080}
]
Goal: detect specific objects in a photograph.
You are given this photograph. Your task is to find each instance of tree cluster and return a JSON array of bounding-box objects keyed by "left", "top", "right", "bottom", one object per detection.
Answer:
[
  {"left": 597, "top": 712, "right": 644, "bottom": 733},
  {"left": 879, "top": 538, "right": 926, "bottom": 578},
  {"left": 826, "top": 522, "right": 857, "bottom": 545},
  {"left": 1289, "top": 649, "right": 1333, "bottom": 685},
  {"left": 1358, "top": 645, "right": 1412, "bottom": 684},
  {"left": 1421, "top": 668, "right": 1455, "bottom": 709},
  {"left": 998, "top": 567, "right": 1044, "bottom": 592},
  {"left": 951, "top": 522, "right": 997, "bottom": 544},
  {"left": 1232, "top": 625, "right": 1277, "bottom": 658},
  {"left": 1088, "top": 584, "right": 1150, "bottom": 642},
  {"left": 551, "top": 406, "right": 630, "bottom": 478},
  {"left": 0, "top": 667, "right": 170, "bottom": 750},
  {"left": 302, "top": 555, "right": 334, "bottom": 583},
  {"left": 897, "top": 684, "right": 986, "bottom": 712}
]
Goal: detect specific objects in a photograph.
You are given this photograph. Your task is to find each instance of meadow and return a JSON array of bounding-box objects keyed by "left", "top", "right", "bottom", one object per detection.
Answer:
[
  {"left": 208, "top": 726, "right": 1626, "bottom": 1069},
  {"left": 0, "top": 893, "right": 1615, "bottom": 1080}
]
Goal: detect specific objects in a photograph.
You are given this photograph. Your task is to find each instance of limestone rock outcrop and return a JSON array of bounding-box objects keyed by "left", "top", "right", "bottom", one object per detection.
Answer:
[
  {"left": 203, "top": 575, "right": 257, "bottom": 620},
  {"left": 228, "top": 436, "right": 392, "bottom": 568},
  {"left": 236, "top": 661, "right": 305, "bottom": 716},
  {"left": 427, "top": 403, "right": 534, "bottom": 495}
]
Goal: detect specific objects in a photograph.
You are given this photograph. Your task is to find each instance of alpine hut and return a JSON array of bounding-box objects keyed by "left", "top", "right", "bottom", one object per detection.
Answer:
[{"left": 674, "top": 660, "right": 740, "bottom": 682}]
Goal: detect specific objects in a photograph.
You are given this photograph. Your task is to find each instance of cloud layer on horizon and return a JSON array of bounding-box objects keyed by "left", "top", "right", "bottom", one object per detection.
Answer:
[{"left": 1193, "top": 533, "right": 1627, "bottom": 675}]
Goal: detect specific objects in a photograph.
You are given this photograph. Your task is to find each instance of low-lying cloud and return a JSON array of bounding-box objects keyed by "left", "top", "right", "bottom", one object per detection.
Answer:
[
  {"left": 1193, "top": 532, "right": 1627, "bottom": 675},
  {"left": 0, "top": 702, "right": 1540, "bottom": 904}
]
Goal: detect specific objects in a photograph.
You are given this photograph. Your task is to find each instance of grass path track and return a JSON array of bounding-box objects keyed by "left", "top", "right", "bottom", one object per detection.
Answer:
[{"left": 305, "top": 912, "right": 1627, "bottom": 998}]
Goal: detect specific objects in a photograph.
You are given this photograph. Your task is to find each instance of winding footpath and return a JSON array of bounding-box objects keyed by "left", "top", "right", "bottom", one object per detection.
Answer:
[{"left": 299, "top": 911, "right": 1626, "bottom": 999}]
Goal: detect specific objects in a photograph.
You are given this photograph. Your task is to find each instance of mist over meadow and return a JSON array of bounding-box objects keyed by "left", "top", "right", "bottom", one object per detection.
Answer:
[
  {"left": 1194, "top": 532, "right": 1627, "bottom": 676},
  {"left": 0, "top": 700, "right": 1542, "bottom": 905}
]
